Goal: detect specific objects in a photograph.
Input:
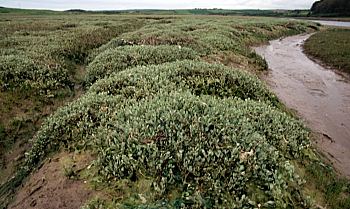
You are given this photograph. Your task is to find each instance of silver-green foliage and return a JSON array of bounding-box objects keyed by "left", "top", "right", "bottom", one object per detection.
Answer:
[
  {"left": 24, "top": 91, "right": 309, "bottom": 208},
  {"left": 21, "top": 61, "right": 310, "bottom": 208},
  {"left": 95, "top": 92, "right": 309, "bottom": 208},
  {"left": 24, "top": 61, "right": 277, "bottom": 169},
  {"left": 23, "top": 91, "right": 309, "bottom": 208},
  {"left": 0, "top": 55, "right": 70, "bottom": 92},
  {"left": 22, "top": 92, "right": 127, "bottom": 171},
  {"left": 1, "top": 16, "right": 320, "bottom": 208},
  {"left": 89, "top": 61, "right": 278, "bottom": 105},
  {"left": 119, "top": 19, "right": 316, "bottom": 56},
  {"left": 85, "top": 45, "right": 198, "bottom": 85}
]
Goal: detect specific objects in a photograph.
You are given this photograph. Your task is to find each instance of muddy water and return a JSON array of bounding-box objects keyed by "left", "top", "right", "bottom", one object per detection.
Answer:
[
  {"left": 254, "top": 34, "right": 350, "bottom": 178},
  {"left": 311, "top": 20, "right": 350, "bottom": 27}
]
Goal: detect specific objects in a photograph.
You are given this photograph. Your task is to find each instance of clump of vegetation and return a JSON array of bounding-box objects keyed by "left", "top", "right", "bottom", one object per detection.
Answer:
[
  {"left": 304, "top": 28, "right": 350, "bottom": 73},
  {"left": 10, "top": 60, "right": 310, "bottom": 208},
  {"left": 115, "top": 18, "right": 317, "bottom": 75},
  {"left": 18, "top": 91, "right": 311, "bottom": 208},
  {"left": 119, "top": 19, "right": 316, "bottom": 54},
  {"left": 89, "top": 61, "right": 278, "bottom": 105},
  {"left": 53, "top": 23, "right": 144, "bottom": 63},
  {"left": 94, "top": 92, "right": 310, "bottom": 208},
  {"left": 87, "top": 38, "right": 133, "bottom": 62},
  {"left": 304, "top": 161, "right": 350, "bottom": 209},
  {"left": 85, "top": 45, "right": 198, "bottom": 85},
  {"left": 122, "top": 25, "right": 197, "bottom": 48},
  {"left": 0, "top": 14, "right": 148, "bottom": 207},
  {"left": 20, "top": 61, "right": 278, "bottom": 171},
  {"left": 0, "top": 55, "right": 71, "bottom": 93}
]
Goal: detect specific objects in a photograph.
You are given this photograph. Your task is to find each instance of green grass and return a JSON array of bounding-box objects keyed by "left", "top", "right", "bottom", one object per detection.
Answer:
[
  {"left": 0, "top": 7, "right": 61, "bottom": 15},
  {"left": 303, "top": 158, "right": 350, "bottom": 209},
  {"left": 304, "top": 28, "right": 350, "bottom": 73}
]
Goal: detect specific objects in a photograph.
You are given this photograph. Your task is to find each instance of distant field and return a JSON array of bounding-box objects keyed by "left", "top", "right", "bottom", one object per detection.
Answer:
[
  {"left": 0, "top": 7, "right": 60, "bottom": 15},
  {"left": 304, "top": 28, "right": 350, "bottom": 73},
  {"left": 0, "top": 11, "right": 349, "bottom": 209},
  {"left": 0, "top": 7, "right": 310, "bottom": 17}
]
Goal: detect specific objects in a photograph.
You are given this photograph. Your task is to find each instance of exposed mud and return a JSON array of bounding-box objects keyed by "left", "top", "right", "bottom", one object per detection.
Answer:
[
  {"left": 8, "top": 152, "right": 95, "bottom": 209},
  {"left": 254, "top": 34, "right": 350, "bottom": 178}
]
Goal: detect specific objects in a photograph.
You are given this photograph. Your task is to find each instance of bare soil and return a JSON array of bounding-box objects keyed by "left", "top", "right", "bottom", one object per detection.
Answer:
[{"left": 8, "top": 152, "right": 95, "bottom": 209}]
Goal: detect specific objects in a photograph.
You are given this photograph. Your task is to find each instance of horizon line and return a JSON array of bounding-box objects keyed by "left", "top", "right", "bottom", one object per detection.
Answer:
[{"left": 0, "top": 6, "right": 310, "bottom": 12}]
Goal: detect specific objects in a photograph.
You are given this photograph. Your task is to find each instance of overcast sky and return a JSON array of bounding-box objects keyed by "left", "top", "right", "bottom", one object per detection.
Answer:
[{"left": 1, "top": 0, "right": 317, "bottom": 11}]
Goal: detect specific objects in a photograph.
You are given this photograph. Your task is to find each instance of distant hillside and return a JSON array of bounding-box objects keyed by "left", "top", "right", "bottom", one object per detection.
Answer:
[
  {"left": 0, "top": 7, "right": 309, "bottom": 17},
  {"left": 311, "top": 0, "right": 350, "bottom": 16},
  {"left": 0, "top": 7, "right": 60, "bottom": 15},
  {"left": 65, "top": 9, "right": 87, "bottom": 13}
]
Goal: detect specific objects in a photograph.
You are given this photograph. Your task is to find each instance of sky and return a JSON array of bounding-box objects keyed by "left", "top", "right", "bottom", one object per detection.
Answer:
[{"left": 1, "top": 0, "right": 317, "bottom": 11}]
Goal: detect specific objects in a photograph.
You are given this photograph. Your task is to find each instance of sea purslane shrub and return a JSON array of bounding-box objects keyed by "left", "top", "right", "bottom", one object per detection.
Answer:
[
  {"left": 85, "top": 45, "right": 198, "bottom": 85},
  {"left": 89, "top": 61, "right": 279, "bottom": 105},
  {"left": 0, "top": 55, "right": 71, "bottom": 92},
  {"left": 23, "top": 91, "right": 309, "bottom": 208},
  {"left": 95, "top": 92, "right": 309, "bottom": 208},
  {"left": 20, "top": 61, "right": 309, "bottom": 208}
]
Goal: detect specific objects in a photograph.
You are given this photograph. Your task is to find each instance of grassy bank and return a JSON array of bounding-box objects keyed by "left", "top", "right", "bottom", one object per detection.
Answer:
[
  {"left": 304, "top": 28, "right": 350, "bottom": 73},
  {"left": 0, "top": 11, "right": 349, "bottom": 208}
]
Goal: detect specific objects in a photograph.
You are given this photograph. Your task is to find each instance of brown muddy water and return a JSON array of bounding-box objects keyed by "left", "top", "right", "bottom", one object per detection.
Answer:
[
  {"left": 254, "top": 34, "right": 350, "bottom": 178},
  {"left": 311, "top": 20, "right": 350, "bottom": 27}
]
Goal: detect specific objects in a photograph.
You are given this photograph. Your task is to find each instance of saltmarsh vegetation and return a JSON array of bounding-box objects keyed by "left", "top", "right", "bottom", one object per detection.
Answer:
[
  {"left": 1, "top": 13, "right": 349, "bottom": 208},
  {"left": 89, "top": 61, "right": 278, "bottom": 104},
  {"left": 85, "top": 45, "right": 198, "bottom": 85},
  {"left": 304, "top": 28, "right": 350, "bottom": 73},
  {"left": 0, "top": 14, "right": 147, "bottom": 206},
  {"left": 15, "top": 62, "right": 310, "bottom": 208},
  {"left": 0, "top": 55, "right": 70, "bottom": 93}
]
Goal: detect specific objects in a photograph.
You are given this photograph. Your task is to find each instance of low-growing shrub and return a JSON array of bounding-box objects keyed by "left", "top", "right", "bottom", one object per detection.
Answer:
[
  {"left": 22, "top": 61, "right": 277, "bottom": 170},
  {"left": 196, "top": 33, "right": 241, "bottom": 52},
  {"left": 247, "top": 51, "right": 268, "bottom": 71},
  {"left": 11, "top": 59, "right": 310, "bottom": 208},
  {"left": 121, "top": 26, "right": 196, "bottom": 46},
  {"left": 89, "top": 61, "right": 278, "bottom": 105},
  {"left": 0, "top": 55, "right": 71, "bottom": 93},
  {"left": 86, "top": 38, "right": 133, "bottom": 63},
  {"left": 93, "top": 92, "right": 309, "bottom": 208},
  {"left": 52, "top": 19, "right": 145, "bottom": 63},
  {"left": 20, "top": 90, "right": 309, "bottom": 208},
  {"left": 23, "top": 92, "right": 128, "bottom": 167},
  {"left": 53, "top": 27, "right": 118, "bottom": 62},
  {"left": 118, "top": 19, "right": 317, "bottom": 57},
  {"left": 85, "top": 46, "right": 198, "bottom": 85}
]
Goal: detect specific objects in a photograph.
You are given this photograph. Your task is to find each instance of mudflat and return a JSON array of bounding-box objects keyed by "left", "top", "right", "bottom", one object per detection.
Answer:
[{"left": 255, "top": 34, "right": 350, "bottom": 178}]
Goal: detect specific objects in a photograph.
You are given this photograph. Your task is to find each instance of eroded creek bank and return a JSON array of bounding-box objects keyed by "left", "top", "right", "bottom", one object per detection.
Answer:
[{"left": 254, "top": 34, "right": 350, "bottom": 178}]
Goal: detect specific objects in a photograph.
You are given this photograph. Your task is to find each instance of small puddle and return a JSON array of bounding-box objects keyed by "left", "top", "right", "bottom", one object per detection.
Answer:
[{"left": 254, "top": 34, "right": 350, "bottom": 178}]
